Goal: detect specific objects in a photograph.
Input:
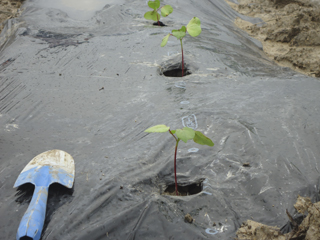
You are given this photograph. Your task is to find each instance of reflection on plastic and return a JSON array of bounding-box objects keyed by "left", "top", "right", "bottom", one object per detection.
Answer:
[
  {"left": 188, "top": 148, "right": 199, "bottom": 153},
  {"left": 175, "top": 81, "right": 186, "bottom": 89},
  {"left": 202, "top": 191, "right": 213, "bottom": 195},
  {"left": 167, "top": 51, "right": 179, "bottom": 56},
  {"left": 182, "top": 114, "right": 198, "bottom": 129},
  {"left": 205, "top": 228, "right": 219, "bottom": 235},
  {"left": 39, "top": 0, "right": 111, "bottom": 20},
  {"left": 180, "top": 101, "right": 189, "bottom": 104}
]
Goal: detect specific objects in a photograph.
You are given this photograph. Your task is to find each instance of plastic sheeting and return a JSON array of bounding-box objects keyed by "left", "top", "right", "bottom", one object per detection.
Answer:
[{"left": 1, "top": 0, "right": 320, "bottom": 239}]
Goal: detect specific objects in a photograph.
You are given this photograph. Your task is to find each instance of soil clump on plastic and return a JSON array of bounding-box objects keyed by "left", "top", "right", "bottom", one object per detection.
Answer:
[
  {"left": 226, "top": 0, "right": 320, "bottom": 78},
  {"left": 236, "top": 195, "right": 320, "bottom": 240},
  {"left": 0, "top": 0, "right": 24, "bottom": 34}
]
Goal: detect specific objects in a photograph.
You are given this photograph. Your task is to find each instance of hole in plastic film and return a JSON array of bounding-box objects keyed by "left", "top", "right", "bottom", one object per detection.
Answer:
[
  {"left": 163, "top": 68, "right": 192, "bottom": 77},
  {"left": 163, "top": 180, "right": 203, "bottom": 196},
  {"left": 153, "top": 21, "right": 166, "bottom": 26},
  {"left": 182, "top": 114, "right": 198, "bottom": 129},
  {"left": 205, "top": 228, "right": 218, "bottom": 235},
  {"left": 188, "top": 148, "right": 199, "bottom": 153}
]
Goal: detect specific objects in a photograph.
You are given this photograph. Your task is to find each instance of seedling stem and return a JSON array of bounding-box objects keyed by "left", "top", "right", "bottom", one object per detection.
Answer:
[{"left": 180, "top": 39, "right": 184, "bottom": 77}]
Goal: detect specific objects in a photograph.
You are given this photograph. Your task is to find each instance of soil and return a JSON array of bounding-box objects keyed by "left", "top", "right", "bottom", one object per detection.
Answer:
[
  {"left": 0, "top": 0, "right": 24, "bottom": 34},
  {"left": 184, "top": 213, "right": 194, "bottom": 223},
  {"left": 226, "top": 0, "right": 320, "bottom": 238},
  {"left": 236, "top": 196, "right": 320, "bottom": 240},
  {"left": 162, "top": 181, "right": 203, "bottom": 196},
  {"left": 226, "top": 0, "right": 320, "bottom": 78}
]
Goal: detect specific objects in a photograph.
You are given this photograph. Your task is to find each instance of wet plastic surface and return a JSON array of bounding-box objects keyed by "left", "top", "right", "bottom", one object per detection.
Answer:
[{"left": 1, "top": 0, "right": 320, "bottom": 239}]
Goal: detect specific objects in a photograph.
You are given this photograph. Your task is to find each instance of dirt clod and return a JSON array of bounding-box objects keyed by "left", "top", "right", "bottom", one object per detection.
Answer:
[
  {"left": 226, "top": 0, "right": 320, "bottom": 78},
  {"left": 236, "top": 196, "right": 320, "bottom": 240},
  {"left": 184, "top": 213, "right": 193, "bottom": 223},
  {"left": 0, "top": 0, "right": 24, "bottom": 34}
]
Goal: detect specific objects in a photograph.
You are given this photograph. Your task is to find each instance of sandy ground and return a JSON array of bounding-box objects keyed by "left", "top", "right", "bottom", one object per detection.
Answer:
[
  {"left": 227, "top": 1, "right": 320, "bottom": 238},
  {"left": 226, "top": 0, "right": 320, "bottom": 78},
  {"left": 0, "top": 0, "right": 24, "bottom": 33},
  {"left": 236, "top": 196, "right": 320, "bottom": 240}
]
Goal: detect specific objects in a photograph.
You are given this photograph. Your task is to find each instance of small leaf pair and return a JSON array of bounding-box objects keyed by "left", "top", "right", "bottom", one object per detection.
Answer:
[
  {"left": 146, "top": 124, "right": 213, "bottom": 146},
  {"left": 144, "top": 0, "right": 173, "bottom": 24},
  {"left": 145, "top": 124, "right": 214, "bottom": 195},
  {"left": 161, "top": 17, "right": 202, "bottom": 47}
]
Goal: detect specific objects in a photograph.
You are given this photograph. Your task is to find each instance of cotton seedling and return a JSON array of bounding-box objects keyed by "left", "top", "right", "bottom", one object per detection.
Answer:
[
  {"left": 144, "top": 0, "right": 173, "bottom": 26},
  {"left": 161, "top": 17, "right": 201, "bottom": 77},
  {"left": 145, "top": 124, "right": 213, "bottom": 196}
]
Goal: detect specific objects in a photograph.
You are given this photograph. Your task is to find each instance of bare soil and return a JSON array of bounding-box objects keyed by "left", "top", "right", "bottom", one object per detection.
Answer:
[
  {"left": 0, "top": 0, "right": 24, "bottom": 33},
  {"left": 236, "top": 196, "right": 320, "bottom": 239},
  {"left": 226, "top": 0, "right": 320, "bottom": 78}
]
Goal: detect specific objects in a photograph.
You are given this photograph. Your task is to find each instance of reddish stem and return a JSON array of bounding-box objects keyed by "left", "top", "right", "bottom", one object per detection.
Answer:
[
  {"left": 169, "top": 129, "right": 179, "bottom": 196},
  {"left": 174, "top": 140, "right": 179, "bottom": 195},
  {"left": 180, "top": 39, "right": 184, "bottom": 77},
  {"left": 169, "top": 129, "right": 177, "bottom": 141}
]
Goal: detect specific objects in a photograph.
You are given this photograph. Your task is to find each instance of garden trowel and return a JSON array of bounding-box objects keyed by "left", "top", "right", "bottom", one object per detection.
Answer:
[{"left": 14, "top": 150, "right": 75, "bottom": 240}]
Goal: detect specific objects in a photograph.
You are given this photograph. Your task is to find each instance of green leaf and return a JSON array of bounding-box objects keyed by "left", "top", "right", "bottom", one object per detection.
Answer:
[
  {"left": 171, "top": 26, "right": 186, "bottom": 40},
  {"left": 144, "top": 10, "right": 160, "bottom": 22},
  {"left": 187, "top": 17, "right": 202, "bottom": 37},
  {"left": 193, "top": 131, "right": 214, "bottom": 146},
  {"left": 170, "top": 130, "right": 176, "bottom": 134},
  {"left": 148, "top": 0, "right": 160, "bottom": 10},
  {"left": 176, "top": 127, "right": 195, "bottom": 143},
  {"left": 161, "top": 34, "right": 170, "bottom": 47},
  {"left": 145, "top": 124, "right": 170, "bottom": 133},
  {"left": 161, "top": 5, "right": 173, "bottom": 17}
]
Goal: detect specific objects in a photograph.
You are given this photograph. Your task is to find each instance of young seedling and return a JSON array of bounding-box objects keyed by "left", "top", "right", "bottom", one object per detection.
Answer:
[
  {"left": 144, "top": 0, "right": 173, "bottom": 26},
  {"left": 145, "top": 124, "right": 214, "bottom": 196},
  {"left": 161, "top": 17, "right": 201, "bottom": 77}
]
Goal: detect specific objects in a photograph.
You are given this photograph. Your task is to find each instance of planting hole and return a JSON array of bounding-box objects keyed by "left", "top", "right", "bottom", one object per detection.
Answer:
[
  {"left": 162, "top": 67, "right": 192, "bottom": 77},
  {"left": 159, "top": 56, "right": 197, "bottom": 78},
  {"left": 163, "top": 180, "right": 203, "bottom": 196},
  {"left": 153, "top": 21, "right": 166, "bottom": 26}
]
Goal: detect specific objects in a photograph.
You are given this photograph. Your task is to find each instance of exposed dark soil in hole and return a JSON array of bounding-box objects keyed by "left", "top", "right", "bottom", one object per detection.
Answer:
[
  {"left": 163, "top": 181, "right": 203, "bottom": 196},
  {"left": 153, "top": 21, "right": 166, "bottom": 26},
  {"left": 162, "top": 68, "right": 192, "bottom": 77}
]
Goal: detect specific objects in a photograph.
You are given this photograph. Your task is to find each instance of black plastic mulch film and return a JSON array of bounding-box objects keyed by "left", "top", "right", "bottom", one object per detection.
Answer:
[{"left": 0, "top": 0, "right": 320, "bottom": 239}]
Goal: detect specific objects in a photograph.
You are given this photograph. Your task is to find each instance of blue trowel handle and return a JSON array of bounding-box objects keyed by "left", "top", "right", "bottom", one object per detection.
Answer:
[{"left": 17, "top": 186, "right": 49, "bottom": 240}]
